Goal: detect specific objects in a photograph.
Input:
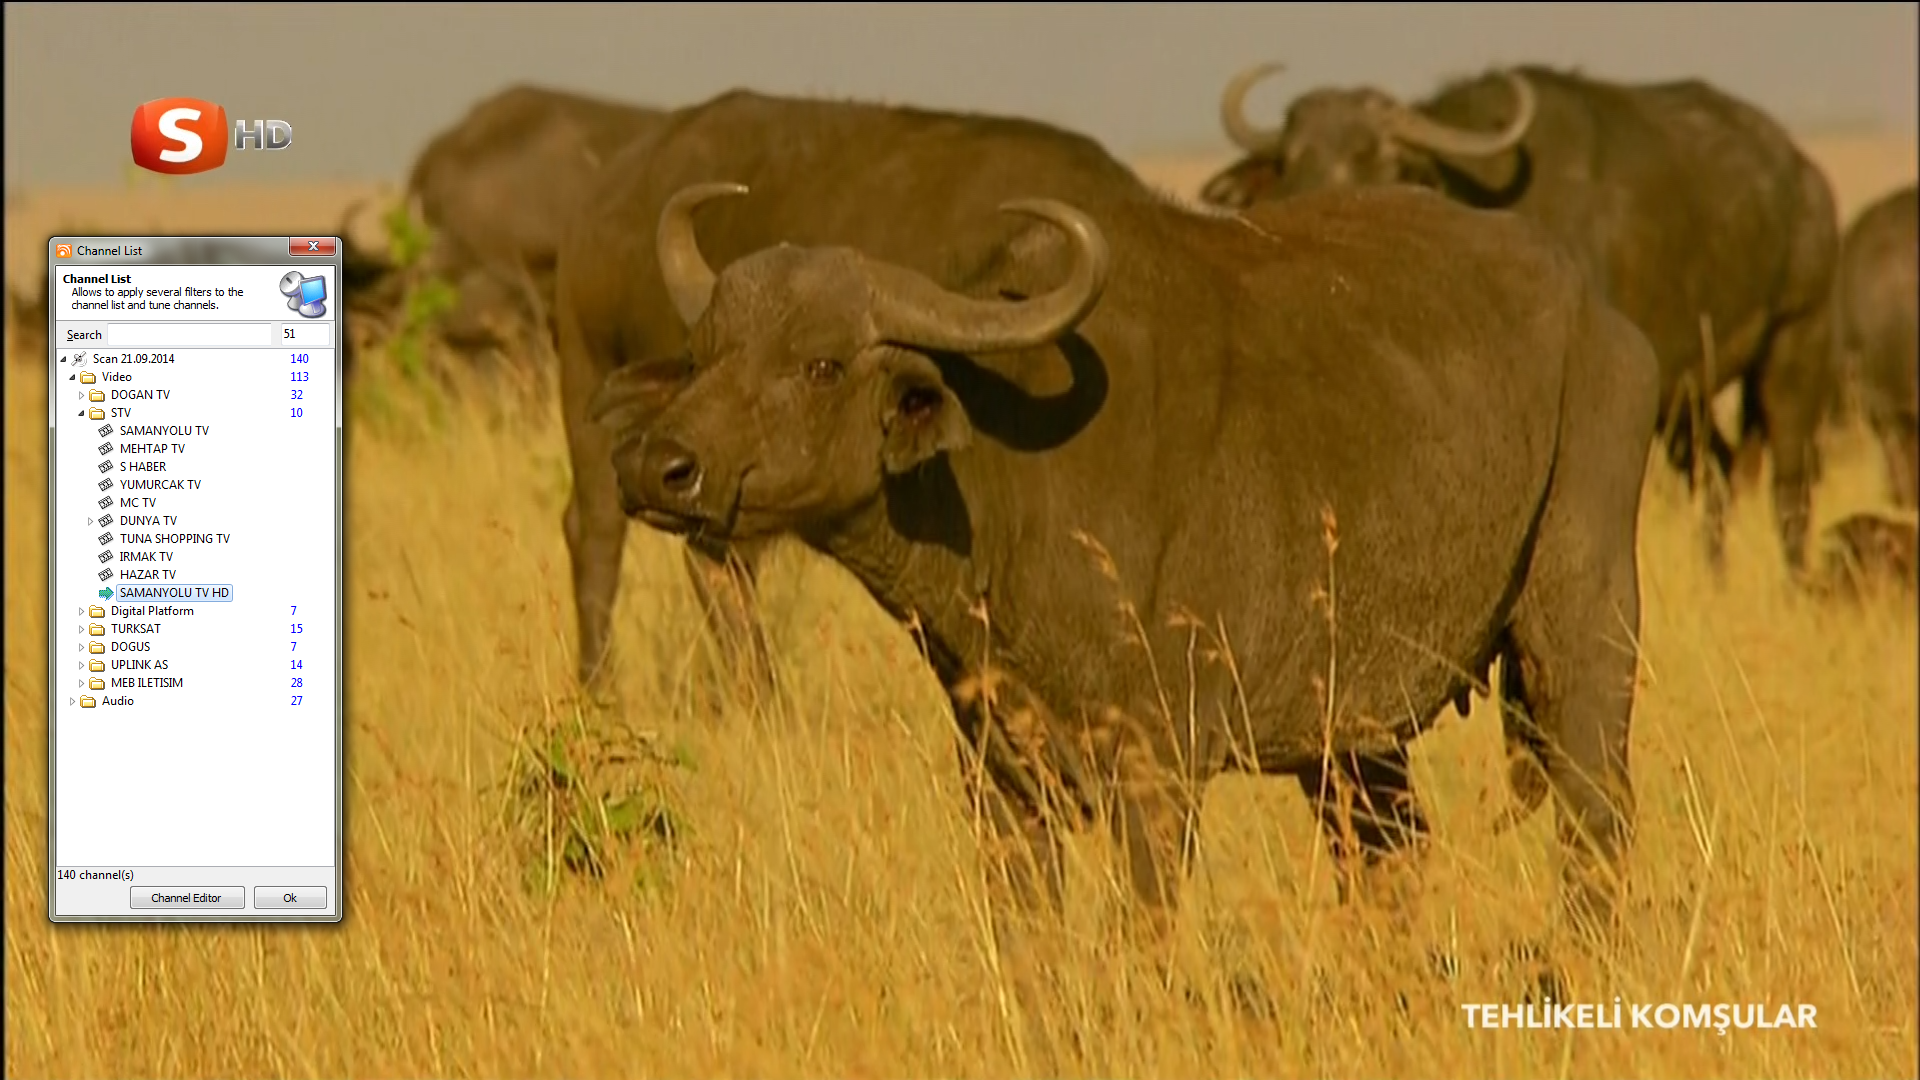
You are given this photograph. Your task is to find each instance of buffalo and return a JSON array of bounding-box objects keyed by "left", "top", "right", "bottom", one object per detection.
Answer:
[
  {"left": 400, "top": 84, "right": 668, "bottom": 361},
  {"left": 1835, "top": 183, "right": 1918, "bottom": 511},
  {"left": 1201, "top": 63, "right": 1840, "bottom": 576},
  {"left": 592, "top": 176, "right": 1661, "bottom": 957},
  {"left": 555, "top": 89, "right": 1160, "bottom": 706}
]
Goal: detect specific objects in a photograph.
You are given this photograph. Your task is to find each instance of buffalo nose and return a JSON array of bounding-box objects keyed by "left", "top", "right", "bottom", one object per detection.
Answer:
[{"left": 645, "top": 436, "right": 703, "bottom": 497}]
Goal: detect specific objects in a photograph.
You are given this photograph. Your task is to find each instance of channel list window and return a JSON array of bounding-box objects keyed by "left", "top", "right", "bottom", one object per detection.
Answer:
[{"left": 47, "top": 237, "right": 344, "bottom": 923}]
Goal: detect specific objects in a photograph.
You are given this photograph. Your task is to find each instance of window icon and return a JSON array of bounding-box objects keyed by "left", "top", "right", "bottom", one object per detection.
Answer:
[
  {"left": 56, "top": 244, "right": 74, "bottom": 258},
  {"left": 278, "top": 270, "right": 327, "bottom": 318}
]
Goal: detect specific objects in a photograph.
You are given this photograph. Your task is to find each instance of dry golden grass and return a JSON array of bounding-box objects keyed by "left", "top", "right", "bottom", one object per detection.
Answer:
[{"left": 6, "top": 312, "right": 1917, "bottom": 1077}]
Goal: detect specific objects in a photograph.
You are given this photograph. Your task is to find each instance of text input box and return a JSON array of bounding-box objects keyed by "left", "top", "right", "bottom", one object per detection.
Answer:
[
  {"left": 278, "top": 321, "right": 333, "bottom": 348},
  {"left": 106, "top": 323, "right": 273, "bottom": 349}
]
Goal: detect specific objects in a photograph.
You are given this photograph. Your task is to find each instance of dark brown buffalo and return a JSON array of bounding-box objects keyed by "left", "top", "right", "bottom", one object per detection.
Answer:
[
  {"left": 1835, "top": 184, "right": 1918, "bottom": 510},
  {"left": 594, "top": 177, "right": 1661, "bottom": 952},
  {"left": 405, "top": 85, "right": 668, "bottom": 359},
  {"left": 1201, "top": 63, "right": 1839, "bottom": 575},
  {"left": 555, "top": 89, "right": 1154, "bottom": 707}
]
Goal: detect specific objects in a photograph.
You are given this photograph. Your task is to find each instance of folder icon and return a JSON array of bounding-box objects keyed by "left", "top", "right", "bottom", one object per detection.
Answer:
[
  {"left": 89, "top": 678, "right": 105, "bottom": 690},
  {"left": 89, "top": 390, "right": 105, "bottom": 402},
  {"left": 79, "top": 696, "right": 96, "bottom": 708},
  {"left": 89, "top": 642, "right": 104, "bottom": 654},
  {"left": 88, "top": 624, "right": 104, "bottom": 636},
  {"left": 89, "top": 605, "right": 105, "bottom": 618},
  {"left": 89, "top": 660, "right": 105, "bottom": 672},
  {"left": 80, "top": 372, "right": 96, "bottom": 384},
  {"left": 89, "top": 408, "right": 105, "bottom": 420}
]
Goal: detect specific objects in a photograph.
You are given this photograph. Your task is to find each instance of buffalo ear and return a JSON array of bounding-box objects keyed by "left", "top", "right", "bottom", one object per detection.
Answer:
[
  {"left": 880, "top": 351, "right": 971, "bottom": 475},
  {"left": 587, "top": 356, "right": 696, "bottom": 429},
  {"left": 1199, "top": 157, "right": 1277, "bottom": 209}
]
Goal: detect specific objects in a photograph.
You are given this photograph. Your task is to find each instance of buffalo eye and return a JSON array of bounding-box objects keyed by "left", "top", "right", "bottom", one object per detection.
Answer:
[
  {"left": 898, "top": 385, "right": 943, "bottom": 421},
  {"left": 806, "top": 358, "right": 844, "bottom": 385}
]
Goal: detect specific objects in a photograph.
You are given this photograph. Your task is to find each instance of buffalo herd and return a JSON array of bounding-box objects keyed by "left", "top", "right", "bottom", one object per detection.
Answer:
[{"left": 297, "top": 67, "right": 1920, "bottom": 970}]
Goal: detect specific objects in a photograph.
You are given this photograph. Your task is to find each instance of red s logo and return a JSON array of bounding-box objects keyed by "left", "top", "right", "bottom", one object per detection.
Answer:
[{"left": 130, "top": 98, "right": 229, "bottom": 175}]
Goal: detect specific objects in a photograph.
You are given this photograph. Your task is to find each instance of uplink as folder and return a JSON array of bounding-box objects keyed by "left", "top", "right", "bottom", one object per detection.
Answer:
[
  {"left": 79, "top": 696, "right": 96, "bottom": 708},
  {"left": 88, "top": 390, "right": 104, "bottom": 402},
  {"left": 89, "top": 678, "right": 105, "bottom": 690},
  {"left": 89, "top": 660, "right": 105, "bottom": 672},
  {"left": 79, "top": 371, "right": 96, "bottom": 384}
]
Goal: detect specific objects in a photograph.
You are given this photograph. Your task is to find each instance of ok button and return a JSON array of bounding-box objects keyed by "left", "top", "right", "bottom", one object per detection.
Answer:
[{"left": 254, "top": 886, "right": 326, "bottom": 910}]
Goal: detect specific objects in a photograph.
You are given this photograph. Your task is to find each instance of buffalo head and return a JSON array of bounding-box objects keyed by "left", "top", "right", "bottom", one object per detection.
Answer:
[
  {"left": 1200, "top": 63, "right": 1536, "bottom": 209},
  {"left": 597, "top": 181, "right": 1109, "bottom": 541}
]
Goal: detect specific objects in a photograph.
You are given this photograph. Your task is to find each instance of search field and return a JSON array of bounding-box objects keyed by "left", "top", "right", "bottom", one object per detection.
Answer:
[{"left": 106, "top": 322, "right": 273, "bottom": 349}]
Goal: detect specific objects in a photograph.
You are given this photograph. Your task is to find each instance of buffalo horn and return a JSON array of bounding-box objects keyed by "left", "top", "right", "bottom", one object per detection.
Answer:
[
  {"left": 1382, "top": 69, "right": 1536, "bottom": 158},
  {"left": 871, "top": 199, "right": 1111, "bottom": 355},
  {"left": 657, "top": 181, "right": 748, "bottom": 327},
  {"left": 1219, "top": 61, "right": 1290, "bottom": 153}
]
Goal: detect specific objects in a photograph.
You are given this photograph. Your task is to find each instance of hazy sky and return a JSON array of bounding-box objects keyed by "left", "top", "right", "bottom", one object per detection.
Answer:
[{"left": 6, "top": 2, "right": 1915, "bottom": 191}]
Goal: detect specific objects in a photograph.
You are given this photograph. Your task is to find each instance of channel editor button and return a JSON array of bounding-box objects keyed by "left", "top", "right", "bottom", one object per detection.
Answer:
[
  {"left": 255, "top": 886, "right": 326, "bottom": 910},
  {"left": 130, "top": 886, "right": 246, "bottom": 909},
  {"left": 289, "top": 237, "right": 337, "bottom": 257}
]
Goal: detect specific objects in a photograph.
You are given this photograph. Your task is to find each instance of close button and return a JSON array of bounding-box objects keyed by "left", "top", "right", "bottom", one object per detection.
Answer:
[
  {"left": 255, "top": 886, "right": 327, "bottom": 910},
  {"left": 289, "top": 237, "right": 336, "bottom": 257}
]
